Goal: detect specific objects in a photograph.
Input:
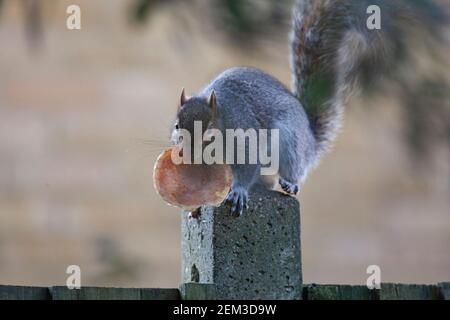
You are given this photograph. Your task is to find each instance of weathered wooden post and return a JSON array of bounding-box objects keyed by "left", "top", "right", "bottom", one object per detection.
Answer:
[{"left": 181, "top": 186, "right": 302, "bottom": 300}]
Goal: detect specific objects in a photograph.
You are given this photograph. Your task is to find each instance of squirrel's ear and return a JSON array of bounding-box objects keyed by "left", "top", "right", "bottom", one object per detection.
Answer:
[
  {"left": 180, "top": 87, "right": 188, "bottom": 107},
  {"left": 207, "top": 90, "right": 217, "bottom": 116}
]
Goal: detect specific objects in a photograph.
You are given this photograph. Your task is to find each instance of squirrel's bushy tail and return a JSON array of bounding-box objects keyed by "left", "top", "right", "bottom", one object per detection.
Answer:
[{"left": 291, "top": 0, "right": 448, "bottom": 154}]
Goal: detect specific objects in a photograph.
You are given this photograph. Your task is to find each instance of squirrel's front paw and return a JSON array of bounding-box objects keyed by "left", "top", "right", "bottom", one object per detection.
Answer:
[
  {"left": 225, "top": 187, "right": 249, "bottom": 217},
  {"left": 279, "top": 178, "right": 299, "bottom": 195}
]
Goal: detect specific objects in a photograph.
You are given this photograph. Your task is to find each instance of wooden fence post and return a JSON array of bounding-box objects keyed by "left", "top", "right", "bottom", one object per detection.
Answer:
[{"left": 181, "top": 186, "right": 302, "bottom": 299}]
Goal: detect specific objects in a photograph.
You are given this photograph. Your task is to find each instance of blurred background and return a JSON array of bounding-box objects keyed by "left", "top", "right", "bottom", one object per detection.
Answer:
[{"left": 0, "top": 0, "right": 449, "bottom": 288}]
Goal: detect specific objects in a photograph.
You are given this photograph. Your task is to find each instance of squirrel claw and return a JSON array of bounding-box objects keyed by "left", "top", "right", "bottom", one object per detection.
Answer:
[
  {"left": 279, "top": 178, "right": 299, "bottom": 195},
  {"left": 226, "top": 187, "right": 248, "bottom": 217}
]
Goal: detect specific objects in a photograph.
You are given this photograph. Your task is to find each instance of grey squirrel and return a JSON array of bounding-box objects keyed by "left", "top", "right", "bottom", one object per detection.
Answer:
[{"left": 171, "top": 0, "right": 447, "bottom": 217}]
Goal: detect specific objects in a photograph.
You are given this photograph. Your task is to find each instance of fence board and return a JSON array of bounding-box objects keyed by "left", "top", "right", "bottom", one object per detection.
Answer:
[
  {"left": 303, "top": 284, "right": 378, "bottom": 300},
  {"left": 50, "top": 286, "right": 179, "bottom": 300},
  {"left": 0, "top": 285, "right": 51, "bottom": 300},
  {"left": 179, "top": 283, "right": 216, "bottom": 300},
  {"left": 380, "top": 283, "right": 441, "bottom": 300},
  {"left": 140, "top": 288, "right": 180, "bottom": 300},
  {"left": 0, "top": 283, "right": 448, "bottom": 300},
  {"left": 438, "top": 282, "right": 450, "bottom": 300}
]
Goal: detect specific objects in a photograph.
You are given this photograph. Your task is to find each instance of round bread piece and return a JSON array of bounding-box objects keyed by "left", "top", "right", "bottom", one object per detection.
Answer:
[{"left": 153, "top": 147, "right": 232, "bottom": 211}]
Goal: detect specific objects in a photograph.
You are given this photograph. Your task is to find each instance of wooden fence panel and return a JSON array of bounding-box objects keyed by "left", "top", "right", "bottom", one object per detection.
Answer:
[{"left": 0, "top": 285, "right": 51, "bottom": 300}]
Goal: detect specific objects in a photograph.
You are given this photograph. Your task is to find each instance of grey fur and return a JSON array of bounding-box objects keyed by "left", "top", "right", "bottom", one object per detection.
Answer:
[
  {"left": 172, "top": 0, "right": 448, "bottom": 216},
  {"left": 175, "top": 67, "right": 317, "bottom": 216},
  {"left": 291, "top": 0, "right": 448, "bottom": 154}
]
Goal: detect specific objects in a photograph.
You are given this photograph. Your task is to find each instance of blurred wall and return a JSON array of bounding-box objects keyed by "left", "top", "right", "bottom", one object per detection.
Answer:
[{"left": 0, "top": 0, "right": 448, "bottom": 287}]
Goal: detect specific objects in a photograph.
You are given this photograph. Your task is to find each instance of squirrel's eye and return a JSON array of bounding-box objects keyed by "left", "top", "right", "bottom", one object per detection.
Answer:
[{"left": 175, "top": 124, "right": 179, "bottom": 130}]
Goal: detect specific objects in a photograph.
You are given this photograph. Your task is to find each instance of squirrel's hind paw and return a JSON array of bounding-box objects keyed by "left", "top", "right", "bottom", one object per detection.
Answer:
[
  {"left": 225, "top": 187, "right": 249, "bottom": 217},
  {"left": 279, "top": 178, "right": 299, "bottom": 195}
]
